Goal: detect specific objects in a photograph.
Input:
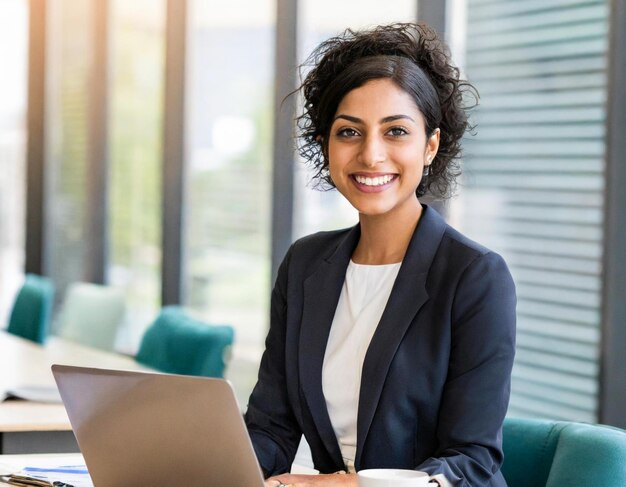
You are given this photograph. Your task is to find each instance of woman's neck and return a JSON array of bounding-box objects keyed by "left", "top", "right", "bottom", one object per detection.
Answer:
[{"left": 352, "top": 200, "right": 423, "bottom": 265}]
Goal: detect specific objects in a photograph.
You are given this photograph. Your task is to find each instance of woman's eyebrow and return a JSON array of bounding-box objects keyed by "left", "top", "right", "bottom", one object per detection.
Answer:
[
  {"left": 381, "top": 114, "right": 415, "bottom": 124},
  {"left": 334, "top": 114, "right": 362, "bottom": 124},
  {"left": 333, "top": 114, "right": 416, "bottom": 124}
]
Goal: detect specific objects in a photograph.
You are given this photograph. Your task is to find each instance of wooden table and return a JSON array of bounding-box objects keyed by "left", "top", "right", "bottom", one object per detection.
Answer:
[{"left": 0, "top": 331, "right": 151, "bottom": 454}]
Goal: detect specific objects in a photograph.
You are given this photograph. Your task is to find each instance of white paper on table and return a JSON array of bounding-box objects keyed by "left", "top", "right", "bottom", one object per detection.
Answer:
[
  {"left": 4, "top": 385, "right": 63, "bottom": 403},
  {"left": 14, "top": 464, "right": 93, "bottom": 487}
]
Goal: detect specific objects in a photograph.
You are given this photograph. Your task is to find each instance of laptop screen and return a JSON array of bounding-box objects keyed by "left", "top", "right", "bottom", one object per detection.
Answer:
[{"left": 52, "top": 364, "right": 265, "bottom": 487}]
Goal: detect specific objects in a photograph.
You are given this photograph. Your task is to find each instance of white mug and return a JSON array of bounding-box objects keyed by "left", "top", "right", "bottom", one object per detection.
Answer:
[{"left": 358, "top": 468, "right": 430, "bottom": 487}]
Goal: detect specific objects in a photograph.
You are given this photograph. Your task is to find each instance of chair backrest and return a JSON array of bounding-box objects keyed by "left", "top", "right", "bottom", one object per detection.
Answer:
[
  {"left": 135, "top": 306, "right": 234, "bottom": 378},
  {"left": 55, "top": 282, "right": 126, "bottom": 351},
  {"left": 545, "top": 422, "right": 626, "bottom": 486},
  {"left": 502, "top": 417, "right": 626, "bottom": 487},
  {"left": 7, "top": 274, "right": 55, "bottom": 344},
  {"left": 501, "top": 418, "right": 567, "bottom": 487}
]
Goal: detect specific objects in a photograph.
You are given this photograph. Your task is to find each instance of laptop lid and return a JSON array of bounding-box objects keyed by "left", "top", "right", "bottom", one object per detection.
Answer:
[{"left": 52, "top": 364, "right": 265, "bottom": 487}]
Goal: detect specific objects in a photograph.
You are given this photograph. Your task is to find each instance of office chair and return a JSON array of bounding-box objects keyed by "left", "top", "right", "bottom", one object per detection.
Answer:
[
  {"left": 502, "top": 417, "right": 626, "bottom": 486},
  {"left": 55, "top": 282, "right": 125, "bottom": 351},
  {"left": 135, "top": 306, "right": 234, "bottom": 378},
  {"left": 7, "top": 274, "right": 55, "bottom": 344}
]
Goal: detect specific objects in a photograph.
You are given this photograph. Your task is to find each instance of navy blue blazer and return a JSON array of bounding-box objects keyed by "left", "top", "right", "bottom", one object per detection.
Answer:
[{"left": 245, "top": 206, "right": 516, "bottom": 486}]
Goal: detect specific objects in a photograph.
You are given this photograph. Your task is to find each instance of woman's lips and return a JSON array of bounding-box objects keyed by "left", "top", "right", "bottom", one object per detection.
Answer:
[{"left": 350, "top": 173, "right": 398, "bottom": 193}]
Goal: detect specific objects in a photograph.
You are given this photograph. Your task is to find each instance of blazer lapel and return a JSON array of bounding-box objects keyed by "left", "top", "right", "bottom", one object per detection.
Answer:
[
  {"left": 299, "top": 225, "right": 360, "bottom": 467},
  {"left": 355, "top": 206, "right": 447, "bottom": 466}
]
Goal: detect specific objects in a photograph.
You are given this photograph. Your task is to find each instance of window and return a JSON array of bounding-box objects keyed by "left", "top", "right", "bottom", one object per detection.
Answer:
[
  {"left": 108, "top": 0, "right": 166, "bottom": 350},
  {"left": 184, "top": 1, "right": 275, "bottom": 404},
  {"left": 0, "top": 0, "right": 28, "bottom": 323},
  {"left": 457, "top": 0, "right": 609, "bottom": 422},
  {"left": 46, "top": 0, "right": 93, "bottom": 307}
]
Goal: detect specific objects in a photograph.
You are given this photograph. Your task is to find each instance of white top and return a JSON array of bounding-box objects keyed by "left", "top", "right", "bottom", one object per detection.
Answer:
[{"left": 321, "top": 260, "right": 401, "bottom": 472}]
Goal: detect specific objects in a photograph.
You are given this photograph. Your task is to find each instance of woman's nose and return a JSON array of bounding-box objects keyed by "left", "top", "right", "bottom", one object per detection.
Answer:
[{"left": 358, "top": 134, "right": 386, "bottom": 166}]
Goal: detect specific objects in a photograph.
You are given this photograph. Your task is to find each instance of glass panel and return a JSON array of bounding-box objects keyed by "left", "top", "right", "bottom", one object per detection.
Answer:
[
  {"left": 455, "top": 0, "right": 608, "bottom": 421},
  {"left": 0, "top": 0, "right": 28, "bottom": 323},
  {"left": 108, "top": 0, "right": 165, "bottom": 351},
  {"left": 185, "top": 0, "right": 275, "bottom": 404},
  {"left": 46, "top": 0, "right": 92, "bottom": 308},
  {"left": 294, "top": 0, "right": 418, "bottom": 239}
]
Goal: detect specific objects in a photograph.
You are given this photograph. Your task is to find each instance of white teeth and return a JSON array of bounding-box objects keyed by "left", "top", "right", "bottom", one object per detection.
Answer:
[{"left": 355, "top": 174, "right": 394, "bottom": 186}]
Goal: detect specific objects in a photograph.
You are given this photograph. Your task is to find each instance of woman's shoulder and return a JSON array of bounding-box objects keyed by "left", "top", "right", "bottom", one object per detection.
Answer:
[
  {"left": 290, "top": 226, "right": 356, "bottom": 259},
  {"left": 441, "top": 223, "right": 491, "bottom": 259},
  {"left": 422, "top": 208, "right": 511, "bottom": 279},
  {"left": 420, "top": 206, "right": 497, "bottom": 266},
  {"left": 437, "top": 223, "right": 514, "bottom": 292},
  {"left": 276, "top": 226, "right": 357, "bottom": 282}
]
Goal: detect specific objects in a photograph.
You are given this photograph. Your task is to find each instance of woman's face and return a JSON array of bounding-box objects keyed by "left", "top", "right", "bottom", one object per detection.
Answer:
[{"left": 327, "top": 78, "right": 439, "bottom": 219}]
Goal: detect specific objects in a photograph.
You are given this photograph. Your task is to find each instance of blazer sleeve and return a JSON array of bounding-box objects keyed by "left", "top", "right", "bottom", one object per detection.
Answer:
[
  {"left": 417, "top": 251, "right": 517, "bottom": 486},
  {"left": 244, "top": 245, "right": 302, "bottom": 477}
]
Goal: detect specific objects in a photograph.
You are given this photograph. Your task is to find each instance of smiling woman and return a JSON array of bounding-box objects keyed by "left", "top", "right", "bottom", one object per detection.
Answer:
[
  {"left": 245, "top": 23, "right": 516, "bottom": 487},
  {"left": 298, "top": 26, "right": 474, "bottom": 202},
  {"left": 327, "top": 78, "right": 439, "bottom": 227}
]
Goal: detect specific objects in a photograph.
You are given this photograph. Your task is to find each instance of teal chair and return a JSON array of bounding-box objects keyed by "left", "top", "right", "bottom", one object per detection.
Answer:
[
  {"left": 7, "top": 274, "right": 55, "bottom": 344},
  {"left": 135, "top": 306, "right": 234, "bottom": 378},
  {"left": 55, "top": 282, "right": 125, "bottom": 351},
  {"left": 502, "top": 417, "right": 626, "bottom": 487}
]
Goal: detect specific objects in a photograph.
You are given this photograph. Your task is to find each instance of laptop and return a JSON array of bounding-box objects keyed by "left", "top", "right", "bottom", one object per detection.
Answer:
[{"left": 52, "top": 364, "right": 265, "bottom": 487}]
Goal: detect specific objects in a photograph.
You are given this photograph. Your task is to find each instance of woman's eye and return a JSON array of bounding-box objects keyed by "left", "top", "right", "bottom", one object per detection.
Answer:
[
  {"left": 337, "top": 127, "right": 359, "bottom": 138},
  {"left": 388, "top": 127, "right": 408, "bottom": 137}
]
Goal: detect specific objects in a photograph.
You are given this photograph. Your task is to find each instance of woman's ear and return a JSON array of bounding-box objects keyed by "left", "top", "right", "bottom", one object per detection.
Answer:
[{"left": 426, "top": 128, "right": 440, "bottom": 163}]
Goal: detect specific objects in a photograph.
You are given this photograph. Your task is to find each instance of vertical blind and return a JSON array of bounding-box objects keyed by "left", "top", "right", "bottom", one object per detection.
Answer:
[{"left": 460, "top": 0, "right": 609, "bottom": 421}]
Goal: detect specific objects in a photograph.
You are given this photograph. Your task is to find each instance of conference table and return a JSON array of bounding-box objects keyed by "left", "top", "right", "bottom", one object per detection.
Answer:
[{"left": 0, "top": 331, "right": 152, "bottom": 454}]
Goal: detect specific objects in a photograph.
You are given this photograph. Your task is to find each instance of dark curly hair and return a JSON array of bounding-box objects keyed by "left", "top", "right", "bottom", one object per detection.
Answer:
[{"left": 296, "top": 22, "right": 478, "bottom": 198}]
